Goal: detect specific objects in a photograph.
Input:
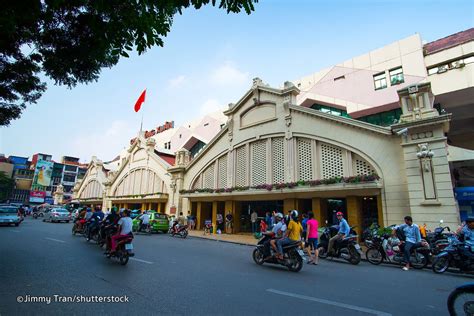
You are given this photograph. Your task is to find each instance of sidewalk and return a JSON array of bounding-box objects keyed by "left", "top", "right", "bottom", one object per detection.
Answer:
[{"left": 187, "top": 230, "right": 257, "bottom": 246}]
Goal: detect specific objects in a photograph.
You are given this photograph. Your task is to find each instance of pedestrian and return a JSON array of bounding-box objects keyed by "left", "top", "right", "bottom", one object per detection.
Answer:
[
  {"left": 251, "top": 210, "right": 258, "bottom": 234},
  {"left": 217, "top": 213, "right": 224, "bottom": 233},
  {"left": 327, "top": 211, "right": 350, "bottom": 256},
  {"left": 305, "top": 211, "right": 319, "bottom": 265},
  {"left": 225, "top": 212, "right": 233, "bottom": 234},
  {"left": 393, "top": 215, "right": 423, "bottom": 271},
  {"left": 302, "top": 213, "right": 308, "bottom": 242}
]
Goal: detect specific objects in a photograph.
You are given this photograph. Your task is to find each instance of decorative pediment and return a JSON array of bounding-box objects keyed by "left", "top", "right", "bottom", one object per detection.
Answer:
[{"left": 240, "top": 103, "right": 277, "bottom": 128}]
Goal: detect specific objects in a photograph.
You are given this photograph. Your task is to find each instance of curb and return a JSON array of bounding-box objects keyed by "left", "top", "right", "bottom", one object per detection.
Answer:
[{"left": 188, "top": 235, "right": 256, "bottom": 247}]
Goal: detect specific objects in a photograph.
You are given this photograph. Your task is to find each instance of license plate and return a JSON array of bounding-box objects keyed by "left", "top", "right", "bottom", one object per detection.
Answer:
[
  {"left": 297, "top": 249, "right": 304, "bottom": 256},
  {"left": 125, "top": 243, "right": 133, "bottom": 250},
  {"left": 355, "top": 244, "right": 361, "bottom": 250}
]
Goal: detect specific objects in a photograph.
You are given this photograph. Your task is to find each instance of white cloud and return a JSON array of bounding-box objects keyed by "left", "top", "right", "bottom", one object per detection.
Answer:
[
  {"left": 168, "top": 75, "right": 186, "bottom": 88},
  {"left": 210, "top": 62, "right": 249, "bottom": 86},
  {"left": 199, "top": 99, "right": 225, "bottom": 116},
  {"left": 70, "top": 120, "right": 136, "bottom": 161}
]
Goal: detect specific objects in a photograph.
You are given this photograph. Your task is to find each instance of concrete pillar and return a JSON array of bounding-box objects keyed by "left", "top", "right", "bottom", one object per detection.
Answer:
[
  {"left": 284, "top": 198, "right": 296, "bottom": 215},
  {"left": 234, "top": 201, "right": 241, "bottom": 233},
  {"left": 311, "top": 198, "right": 324, "bottom": 226},
  {"left": 196, "top": 202, "right": 202, "bottom": 230},
  {"left": 377, "top": 193, "right": 384, "bottom": 227},
  {"left": 212, "top": 201, "right": 218, "bottom": 234},
  {"left": 347, "top": 196, "right": 362, "bottom": 237},
  {"left": 157, "top": 202, "right": 162, "bottom": 213}
]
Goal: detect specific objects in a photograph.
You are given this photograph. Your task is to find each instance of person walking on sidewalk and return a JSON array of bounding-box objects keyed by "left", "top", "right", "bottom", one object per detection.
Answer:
[
  {"left": 305, "top": 211, "right": 319, "bottom": 265},
  {"left": 251, "top": 210, "right": 258, "bottom": 234}
]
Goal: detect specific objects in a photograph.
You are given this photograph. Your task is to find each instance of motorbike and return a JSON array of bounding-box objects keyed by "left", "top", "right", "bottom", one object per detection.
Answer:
[
  {"left": 432, "top": 235, "right": 474, "bottom": 274},
  {"left": 84, "top": 219, "right": 100, "bottom": 243},
  {"left": 169, "top": 223, "right": 188, "bottom": 238},
  {"left": 106, "top": 234, "right": 134, "bottom": 265},
  {"left": 135, "top": 222, "right": 152, "bottom": 235},
  {"left": 447, "top": 283, "right": 474, "bottom": 316},
  {"left": 252, "top": 234, "right": 304, "bottom": 272},
  {"left": 32, "top": 211, "right": 44, "bottom": 219},
  {"left": 425, "top": 223, "right": 451, "bottom": 256},
  {"left": 71, "top": 219, "right": 85, "bottom": 235},
  {"left": 365, "top": 234, "right": 429, "bottom": 269},
  {"left": 317, "top": 225, "right": 362, "bottom": 265}
]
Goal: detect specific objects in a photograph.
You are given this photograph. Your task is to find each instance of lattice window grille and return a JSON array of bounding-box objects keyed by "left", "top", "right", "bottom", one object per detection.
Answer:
[
  {"left": 297, "top": 138, "right": 313, "bottom": 181},
  {"left": 192, "top": 175, "right": 201, "bottom": 190},
  {"left": 218, "top": 156, "right": 228, "bottom": 188},
  {"left": 235, "top": 146, "right": 247, "bottom": 187},
  {"left": 272, "top": 138, "right": 285, "bottom": 183},
  {"left": 251, "top": 140, "right": 267, "bottom": 185},
  {"left": 203, "top": 164, "right": 215, "bottom": 189},
  {"left": 321, "top": 143, "right": 344, "bottom": 179},
  {"left": 354, "top": 156, "right": 376, "bottom": 175}
]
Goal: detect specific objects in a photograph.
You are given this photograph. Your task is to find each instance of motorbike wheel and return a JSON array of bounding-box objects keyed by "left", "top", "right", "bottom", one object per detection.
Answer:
[
  {"left": 39, "top": 213, "right": 44, "bottom": 217},
  {"left": 119, "top": 251, "right": 129, "bottom": 266},
  {"left": 447, "top": 284, "right": 474, "bottom": 316},
  {"left": 411, "top": 252, "right": 428, "bottom": 269},
  {"left": 180, "top": 230, "right": 188, "bottom": 238},
  {"left": 252, "top": 249, "right": 265, "bottom": 265},
  {"left": 366, "top": 247, "right": 383, "bottom": 265},
  {"left": 432, "top": 255, "right": 450, "bottom": 274},
  {"left": 145, "top": 226, "right": 152, "bottom": 235},
  {"left": 33, "top": 213, "right": 38, "bottom": 219},
  {"left": 348, "top": 246, "right": 361, "bottom": 265},
  {"left": 287, "top": 251, "right": 303, "bottom": 272}
]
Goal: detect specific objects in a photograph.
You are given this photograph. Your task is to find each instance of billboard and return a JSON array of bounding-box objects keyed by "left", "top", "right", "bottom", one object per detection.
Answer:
[
  {"left": 33, "top": 159, "right": 53, "bottom": 187},
  {"left": 29, "top": 191, "right": 46, "bottom": 203}
]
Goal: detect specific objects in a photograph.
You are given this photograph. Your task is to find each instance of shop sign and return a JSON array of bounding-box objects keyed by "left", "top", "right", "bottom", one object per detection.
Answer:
[
  {"left": 130, "top": 121, "right": 174, "bottom": 144},
  {"left": 29, "top": 191, "right": 46, "bottom": 203},
  {"left": 455, "top": 187, "right": 474, "bottom": 201}
]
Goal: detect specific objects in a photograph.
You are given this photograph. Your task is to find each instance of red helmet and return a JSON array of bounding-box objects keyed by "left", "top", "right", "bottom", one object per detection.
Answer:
[{"left": 336, "top": 212, "right": 344, "bottom": 216}]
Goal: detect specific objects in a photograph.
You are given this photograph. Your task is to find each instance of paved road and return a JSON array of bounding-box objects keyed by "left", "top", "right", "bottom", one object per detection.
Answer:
[{"left": 0, "top": 218, "right": 472, "bottom": 315}]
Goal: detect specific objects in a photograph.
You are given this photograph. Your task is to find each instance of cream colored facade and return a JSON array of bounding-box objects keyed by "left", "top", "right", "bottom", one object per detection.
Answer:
[
  {"left": 169, "top": 79, "right": 457, "bottom": 233},
  {"left": 73, "top": 156, "right": 111, "bottom": 209}
]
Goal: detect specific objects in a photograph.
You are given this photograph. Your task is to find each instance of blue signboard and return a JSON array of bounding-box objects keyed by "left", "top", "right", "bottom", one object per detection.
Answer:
[
  {"left": 45, "top": 197, "right": 54, "bottom": 205},
  {"left": 455, "top": 187, "right": 474, "bottom": 201}
]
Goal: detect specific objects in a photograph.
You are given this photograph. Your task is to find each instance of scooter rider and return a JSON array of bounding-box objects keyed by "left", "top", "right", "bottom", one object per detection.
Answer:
[
  {"left": 276, "top": 210, "right": 303, "bottom": 260},
  {"left": 263, "top": 213, "right": 286, "bottom": 260},
  {"left": 110, "top": 209, "right": 133, "bottom": 255},
  {"left": 457, "top": 217, "right": 474, "bottom": 241},
  {"left": 87, "top": 206, "right": 104, "bottom": 241},
  {"left": 327, "top": 211, "right": 350, "bottom": 256},
  {"left": 139, "top": 211, "right": 151, "bottom": 232},
  {"left": 393, "top": 216, "right": 422, "bottom": 271}
]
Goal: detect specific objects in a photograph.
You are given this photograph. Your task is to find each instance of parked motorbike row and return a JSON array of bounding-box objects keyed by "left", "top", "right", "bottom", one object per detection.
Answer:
[
  {"left": 362, "top": 221, "right": 474, "bottom": 274},
  {"left": 71, "top": 219, "right": 134, "bottom": 266},
  {"left": 253, "top": 224, "right": 362, "bottom": 272}
]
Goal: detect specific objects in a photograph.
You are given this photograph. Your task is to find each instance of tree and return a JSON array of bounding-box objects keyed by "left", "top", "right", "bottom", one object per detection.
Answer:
[
  {"left": 0, "top": 171, "right": 14, "bottom": 202},
  {"left": 0, "top": 0, "right": 258, "bottom": 126}
]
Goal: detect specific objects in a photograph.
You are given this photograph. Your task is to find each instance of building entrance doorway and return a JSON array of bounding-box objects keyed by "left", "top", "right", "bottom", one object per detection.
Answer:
[
  {"left": 240, "top": 200, "right": 283, "bottom": 233},
  {"left": 326, "top": 199, "right": 347, "bottom": 225},
  {"left": 361, "top": 196, "right": 379, "bottom": 230}
]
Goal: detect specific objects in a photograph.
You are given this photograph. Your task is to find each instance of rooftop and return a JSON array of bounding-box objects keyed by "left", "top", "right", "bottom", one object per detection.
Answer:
[{"left": 424, "top": 28, "right": 474, "bottom": 55}]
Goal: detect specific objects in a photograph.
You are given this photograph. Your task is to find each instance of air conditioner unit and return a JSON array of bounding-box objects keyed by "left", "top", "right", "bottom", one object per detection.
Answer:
[
  {"left": 454, "top": 61, "right": 465, "bottom": 69},
  {"left": 437, "top": 66, "right": 448, "bottom": 74}
]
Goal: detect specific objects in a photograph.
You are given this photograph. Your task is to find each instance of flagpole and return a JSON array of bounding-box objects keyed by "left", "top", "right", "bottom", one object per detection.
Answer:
[{"left": 140, "top": 113, "right": 143, "bottom": 133}]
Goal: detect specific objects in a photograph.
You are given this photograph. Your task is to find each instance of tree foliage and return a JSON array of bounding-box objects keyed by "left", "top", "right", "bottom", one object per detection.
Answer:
[
  {"left": 0, "top": 0, "right": 258, "bottom": 125},
  {"left": 0, "top": 171, "right": 14, "bottom": 202}
]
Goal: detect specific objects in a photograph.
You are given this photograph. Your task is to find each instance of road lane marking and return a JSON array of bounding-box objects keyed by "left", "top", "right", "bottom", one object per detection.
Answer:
[
  {"left": 11, "top": 230, "right": 21, "bottom": 233},
  {"left": 45, "top": 237, "right": 66, "bottom": 243},
  {"left": 129, "top": 258, "right": 153, "bottom": 264},
  {"left": 266, "top": 289, "right": 392, "bottom": 316}
]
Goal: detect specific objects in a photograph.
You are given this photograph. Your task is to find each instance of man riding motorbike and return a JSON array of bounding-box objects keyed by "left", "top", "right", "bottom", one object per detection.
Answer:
[
  {"left": 327, "top": 211, "right": 350, "bottom": 256},
  {"left": 172, "top": 212, "right": 186, "bottom": 234},
  {"left": 393, "top": 215, "right": 424, "bottom": 271},
  {"left": 276, "top": 210, "right": 303, "bottom": 260},
  {"left": 263, "top": 212, "right": 286, "bottom": 260},
  {"left": 138, "top": 211, "right": 151, "bottom": 232},
  {"left": 87, "top": 207, "right": 104, "bottom": 241},
  {"left": 102, "top": 207, "right": 121, "bottom": 253}
]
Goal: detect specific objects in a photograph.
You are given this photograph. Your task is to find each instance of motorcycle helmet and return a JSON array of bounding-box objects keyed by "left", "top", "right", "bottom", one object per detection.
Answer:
[
  {"left": 275, "top": 212, "right": 283, "bottom": 219},
  {"left": 290, "top": 210, "right": 299, "bottom": 221},
  {"left": 86, "top": 208, "right": 91, "bottom": 212}
]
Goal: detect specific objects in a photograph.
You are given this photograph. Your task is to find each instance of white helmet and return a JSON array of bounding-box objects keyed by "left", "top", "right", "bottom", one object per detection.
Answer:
[{"left": 275, "top": 212, "right": 284, "bottom": 219}]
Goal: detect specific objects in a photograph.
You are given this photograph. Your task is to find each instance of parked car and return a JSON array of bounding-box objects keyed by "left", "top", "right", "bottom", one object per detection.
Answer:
[
  {"left": 0, "top": 206, "right": 22, "bottom": 226},
  {"left": 43, "top": 208, "right": 71, "bottom": 223},
  {"left": 132, "top": 212, "right": 169, "bottom": 233}
]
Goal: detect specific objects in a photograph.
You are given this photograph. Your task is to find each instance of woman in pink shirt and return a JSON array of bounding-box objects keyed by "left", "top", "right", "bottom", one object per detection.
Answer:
[{"left": 305, "top": 211, "right": 319, "bottom": 265}]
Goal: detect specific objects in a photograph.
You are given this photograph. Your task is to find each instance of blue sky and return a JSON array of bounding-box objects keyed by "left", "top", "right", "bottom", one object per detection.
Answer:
[{"left": 1, "top": 0, "right": 473, "bottom": 162}]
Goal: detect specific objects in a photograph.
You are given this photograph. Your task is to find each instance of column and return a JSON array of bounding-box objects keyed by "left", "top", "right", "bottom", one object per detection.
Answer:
[
  {"left": 196, "top": 202, "right": 202, "bottom": 230},
  {"left": 311, "top": 198, "right": 324, "bottom": 225},
  {"left": 157, "top": 202, "right": 162, "bottom": 213},
  {"left": 284, "top": 198, "right": 296, "bottom": 215},
  {"left": 377, "top": 193, "right": 384, "bottom": 227},
  {"left": 212, "top": 201, "right": 218, "bottom": 234},
  {"left": 233, "top": 201, "right": 241, "bottom": 233},
  {"left": 347, "top": 196, "right": 362, "bottom": 237}
]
